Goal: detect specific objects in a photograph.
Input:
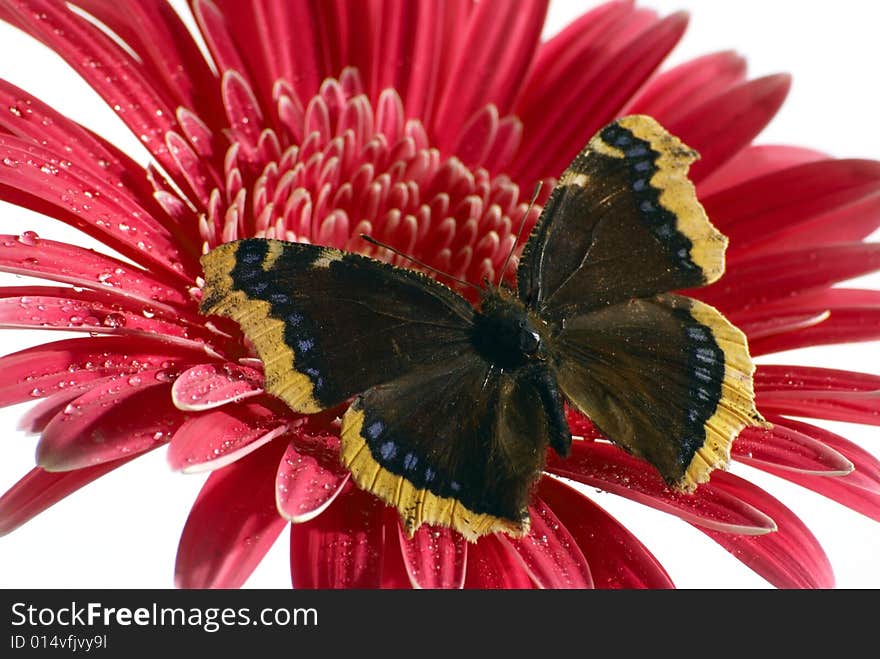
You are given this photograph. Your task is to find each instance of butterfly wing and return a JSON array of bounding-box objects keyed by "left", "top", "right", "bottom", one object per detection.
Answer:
[
  {"left": 340, "top": 357, "right": 559, "bottom": 540},
  {"left": 516, "top": 115, "right": 765, "bottom": 488},
  {"left": 518, "top": 115, "right": 726, "bottom": 319},
  {"left": 553, "top": 294, "right": 765, "bottom": 489},
  {"left": 200, "top": 238, "right": 475, "bottom": 414}
]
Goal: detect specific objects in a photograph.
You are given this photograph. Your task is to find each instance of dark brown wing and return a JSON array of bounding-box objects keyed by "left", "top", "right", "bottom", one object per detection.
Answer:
[
  {"left": 200, "top": 239, "right": 474, "bottom": 414},
  {"left": 340, "top": 356, "right": 560, "bottom": 541},
  {"left": 517, "top": 115, "right": 726, "bottom": 319},
  {"left": 550, "top": 294, "right": 767, "bottom": 490}
]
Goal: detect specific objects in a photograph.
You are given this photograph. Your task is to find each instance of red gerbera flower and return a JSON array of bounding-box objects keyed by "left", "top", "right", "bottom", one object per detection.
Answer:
[{"left": 0, "top": 0, "right": 878, "bottom": 589}]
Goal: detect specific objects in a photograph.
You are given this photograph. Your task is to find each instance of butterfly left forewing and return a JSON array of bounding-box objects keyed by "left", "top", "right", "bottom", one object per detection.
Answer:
[
  {"left": 340, "top": 355, "right": 557, "bottom": 540},
  {"left": 200, "top": 239, "right": 475, "bottom": 414}
]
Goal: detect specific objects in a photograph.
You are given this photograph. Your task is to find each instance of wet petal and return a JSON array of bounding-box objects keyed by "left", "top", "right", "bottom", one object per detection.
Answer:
[
  {"left": 171, "top": 362, "right": 263, "bottom": 411},
  {"left": 0, "top": 134, "right": 197, "bottom": 279},
  {"left": 0, "top": 233, "right": 190, "bottom": 308},
  {"left": 0, "top": 336, "right": 196, "bottom": 407},
  {"left": 500, "top": 496, "right": 593, "bottom": 588},
  {"left": 546, "top": 441, "right": 777, "bottom": 535},
  {"left": 463, "top": 535, "right": 534, "bottom": 589},
  {"left": 1, "top": 0, "right": 182, "bottom": 179},
  {"left": 276, "top": 429, "right": 349, "bottom": 523},
  {"left": 289, "top": 485, "right": 385, "bottom": 589},
  {"left": 167, "top": 401, "right": 289, "bottom": 472},
  {"left": 537, "top": 476, "right": 674, "bottom": 589},
  {"left": 175, "top": 440, "right": 288, "bottom": 589},
  {"left": 398, "top": 523, "right": 467, "bottom": 589},
  {"left": 37, "top": 378, "right": 184, "bottom": 471}
]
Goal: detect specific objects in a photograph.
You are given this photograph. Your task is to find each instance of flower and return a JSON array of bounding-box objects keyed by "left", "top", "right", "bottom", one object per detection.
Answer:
[{"left": 0, "top": 0, "right": 878, "bottom": 589}]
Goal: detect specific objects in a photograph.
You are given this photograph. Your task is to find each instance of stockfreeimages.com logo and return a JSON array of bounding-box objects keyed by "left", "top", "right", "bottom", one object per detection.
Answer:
[{"left": 10, "top": 601, "right": 318, "bottom": 633}]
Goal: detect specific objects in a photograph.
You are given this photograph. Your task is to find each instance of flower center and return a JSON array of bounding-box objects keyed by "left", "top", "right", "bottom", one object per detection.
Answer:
[{"left": 201, "top": 68, "right": 540, "bottom": 290}]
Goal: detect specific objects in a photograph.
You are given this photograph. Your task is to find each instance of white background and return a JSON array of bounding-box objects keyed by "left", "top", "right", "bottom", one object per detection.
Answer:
[{"left": 0, "top": 0, "right": 878, "bottom": 589}]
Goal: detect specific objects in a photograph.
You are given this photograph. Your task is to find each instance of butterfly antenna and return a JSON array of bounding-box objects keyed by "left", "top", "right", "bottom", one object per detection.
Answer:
[
  {"left": 496, "top": 181, "right": 543, "bottom": 289},
  {"left": 359, "top": 234, "right": 483, "bottom": 293}
]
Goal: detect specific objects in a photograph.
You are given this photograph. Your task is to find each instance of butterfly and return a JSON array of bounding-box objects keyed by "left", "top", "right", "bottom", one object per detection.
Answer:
[{"left": 199, "top": 115, "right": 767, "bottom": 541}]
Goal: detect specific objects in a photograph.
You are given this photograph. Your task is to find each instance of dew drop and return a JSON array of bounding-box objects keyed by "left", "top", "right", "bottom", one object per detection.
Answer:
[
  {"left": 1, "top": 157, "right": 19, "bottom": 168},
  {"left": 102, "top": 312, "right": 126, "bottom": 328},
  {"left": 128, "top": 375, "right": 142, "bottom": 386},
  {"left": 40, "top": 163, "right": 59, "bottom": 176},
  {"left": 18, "top": 230, "right": 39, "bottom": 246}
]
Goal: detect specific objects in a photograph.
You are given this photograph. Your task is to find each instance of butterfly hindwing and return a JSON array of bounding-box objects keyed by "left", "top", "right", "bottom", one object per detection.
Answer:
[
  {"left": 340, "top": 356, "right": 562, "bottom": 540},
  {"left": 551, "top": 293, "right": 766, "bottom": 489},
  {"left": 200, "top": 239, "right": 475, "bottom": 414},
  {"left": 518, "top": 115, "right": 727, "bottom": 318}
]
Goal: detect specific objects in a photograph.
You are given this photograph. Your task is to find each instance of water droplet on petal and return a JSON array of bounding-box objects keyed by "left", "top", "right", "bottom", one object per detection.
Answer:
[
  {"left": 102, "top": 312, "right": 126, "bottom": 328},
  {"left": 2, "top": 157, "right": 19, "bottom": 168},
  {"left": 18, "top": 230, "right": 39, "bottom": 246}
]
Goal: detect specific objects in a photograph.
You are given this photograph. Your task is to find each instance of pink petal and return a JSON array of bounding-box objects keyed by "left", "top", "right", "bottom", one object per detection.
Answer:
[
  {"left": 463, "top": 535, "right": 534, "bottom": 589},
  {"left": 0, "top": 458, "right": 138, "bottom": 535},
  {"left": 175, "top": 439, "right": 288, "bottom": 589},
  {"left": 192, "top": 0, "right": 250, "bottom": 81},
  {"left": 0, "top": 288, "right": 209, "bottom": 352},
  {"left": 756, "top": 390, "right": 880, "bottom": 427},
  {"left": 71, "top": 0, "right": 222, "bottom": 129},
  {"left": 748, "top": 307, "right": 880, "bottom": 355},
  {"left": 536, "top": 476, "right": 674, "bottom": 589},
  {"left": 756, "top": 365, "right": 880, "bottom": 392},
  {"left": 732, "top": 423, "right": 854, "bottom": 475},
  {"left": 170, "top": 362, "right": 263, "bottom": 411},
  {"left": 276, "top": 427, "right": 349, "bottom": 524},
  {"left": 0, "top": 79, "right": 158, "bottom": 198},
  {"left": 752, "top": 418, "right": 880, "bottom": 522},
  {"left": 499, "top": 497, "right": 593, "bottom": 588},
  {"left": 745, "top": 194, "right": 880, "bottom": 256},
  {"left": 627, "top": 50, "right": 747, "bottom": 123},
  {"left": 398, "top": 523, "right": 468, "bottom": 589},
  {"left": 432, "top": 0, "right": 548, "bottom": 149},
  {"left": 167, "top": 401, "right": 289, "bottom": 472},
  {"left": 0, "top": 336, "right": 200, "bottom": 407},
  {"left": 37, "top": 377, "right": 184, "bottom": 471},
  {"left": 697, "top": 244, "right": 880, "bottom": 311},
  {"left": 702, "top": 472, "right": 834, "bottom": 588},
  {"left": 701, "top": 159, "right": 880, "bottom": 257},
  {"left": 665, "top": 74, "right": 792, "bottom": 183},
  {"left": 165, "top": 131, "right": 220, "bottom": 208},
  {"left": 2, "top": 0, "right": 182, "bottom": 179},
  {"left": 0, "top": 134, "right": 197, "bottom": 279},
  {"left": 221, "top": 70, "right": 265, "bottom": 158},
  {"left": 730, "top": 308, "right": 831, "bottom": 342},
  {"left": 289, "top": 485, "right": 386, "bottom": 589},
  {"left": 546, "top": 441, "right": 777, "bottom": 535},
  {"left": 0, "top": 233, "right": 190, "bottom": 308},
  {"left": 513, "top": 11, "right": 687, "bottom": 184},
  {"left": 698, "top": 144, "right": 826, "bottom": 198}
]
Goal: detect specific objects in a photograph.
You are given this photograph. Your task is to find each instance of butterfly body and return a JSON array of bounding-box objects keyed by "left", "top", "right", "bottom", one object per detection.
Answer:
[{"left": 200, "top": 115, "right": 768, "bottom": 542}]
